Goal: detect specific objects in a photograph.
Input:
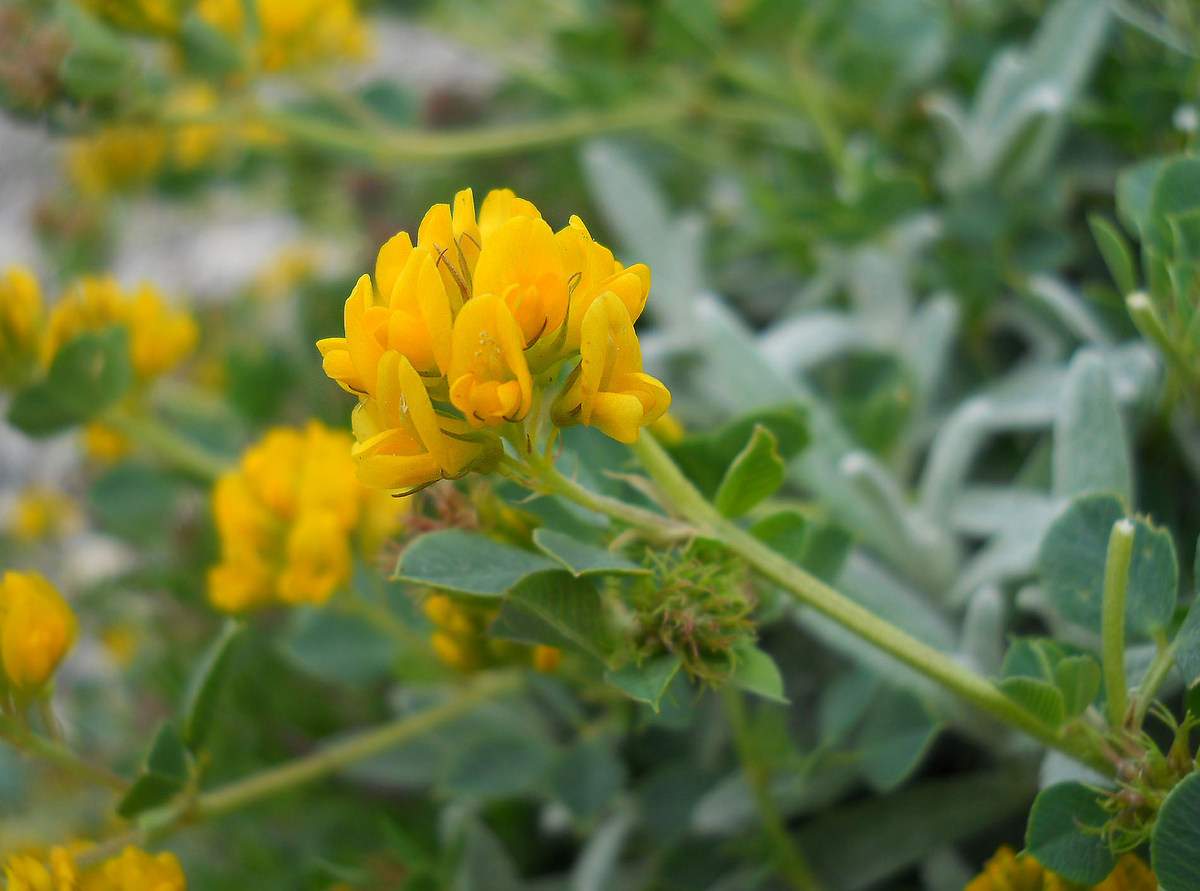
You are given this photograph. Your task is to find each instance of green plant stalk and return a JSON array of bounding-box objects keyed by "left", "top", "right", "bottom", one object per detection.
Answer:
[
  {"left": 623, "top": 433, "right": 1112, "bottom": 774},
  {"left": 722, "top": 688, "right": 825, "bottom": 891},
  {"left": 1101, "top": 519, "right": 1135, "bottom": 728},
  {"left": 0, "top": 716, "right": 129, "bottom": 793},
  {"left": 103, "top": 411, "right": 229, "bottom": 482},
  {"left": 76, "top": 673, "right": 520, "bottom": 868},
  {"left": 1133, "top": 635, "right": 1177, "bottom": 729}
]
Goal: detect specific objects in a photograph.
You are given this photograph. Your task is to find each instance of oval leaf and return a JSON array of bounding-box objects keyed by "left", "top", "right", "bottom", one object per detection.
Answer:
[
  {"left": 1151, "top": 771, "right": 1200, "bottom": 891},
  {"left": 1026, "top": 781, "right": 1116, "bottom": 884},
  {"left": 394, "top": 530, "right": 557, "bottom": 597},
  {"left": 715, "top": 425, "right": 786, "bottom": 518}
]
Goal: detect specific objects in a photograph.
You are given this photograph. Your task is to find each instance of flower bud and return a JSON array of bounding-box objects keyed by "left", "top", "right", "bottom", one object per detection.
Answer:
[{"left": 0, "top": 571, "right": 77, "bottom": 694}]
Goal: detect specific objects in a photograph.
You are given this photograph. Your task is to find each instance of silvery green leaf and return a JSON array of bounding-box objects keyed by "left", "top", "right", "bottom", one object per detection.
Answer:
[
  {"left": 1026, "top": 276, "right": 1113, "bottom": 346},
  {"left": 1052, "top": 349, "right": 1132, "bottom": 501}
]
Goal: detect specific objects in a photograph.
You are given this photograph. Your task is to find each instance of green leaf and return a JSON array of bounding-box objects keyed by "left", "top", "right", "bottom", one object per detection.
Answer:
[
  {"left": 531, "top": 528, "right": 648, "bottom": 577},
  {"left": 490, "top": 570, "right": 614, "bottom": 661},
  {"left": 1116, "top": 157, "right": 1164, "bottom": 238},
  {"left": 280, "top": 608, "right": 395, "bottom": 685},
  {"left": 550, "top": 738, "right": 626, "bottom": 820},
  {"left": 89, "top": 463, "right": 177, "bottom": 543},
  {"left": 456, "top": 821, "right": 521, "bottom": 891},
  {"left": 178, "top": 13, "right": 243, "bottom": 77},
  {"left": 666, "top": 404, "right": 809, "bottom": 498},
  {"left": 1088, "top": 214, "right": 1137, "bottom": 296},
  {"left": 55, "top": 1, "right": 137, "bottom": 99},
  {"left": 605, "top": 653, "right": 683, "bottom": 711},
  {"left": 1025, "top": 781, "right": 1116, "bottom": 884},
  {"left": 1175, "top": 597, "right": 1200, "bottom": 685},
  {"left": 1152, "top": 771, "right": 1200, "bottom": 891},
  {"left": 1053, "top": 655, "right": 1102, "bottom": 719},
  {"left": 181, "top": 621, "right": 244, "bottom": 751},
  {"left": 715, "top": 425, "right": 786, "bottom": 518},
  {"left": 117, "top": 722, "right": 189, "bottom": 819},
  {"left": 1038, "top": 493, "right": 1177, "bottom": 636},
  {"left": 750, "top": 510, "right": 852, "bottom": 583},
  {"left": 441, "top": 733, "right": 551, "bottom": 800},
  {"left": 8, "top": 329, "right": 133, "bottom": 436},
  {"left": 1052, "top": 350, "right": 1131, "bottom": 503},
  {"left": 1185, "top": 683, "right": 1200, "bottom": 720},
  {"left": 999, "top": 677, "right": 1066, "bottom": 727},
  {"left": 728, "top": 644, "right": 787, "bottom": 703},
  {"left": 1146, "top": 156, "right": 1200, "bottom": 256},
  {"left": 853, "top": 688, "right": 941, "bottom": 791},
  {"left": 394, "top": 530, "right": 557, "bottom": 597}
]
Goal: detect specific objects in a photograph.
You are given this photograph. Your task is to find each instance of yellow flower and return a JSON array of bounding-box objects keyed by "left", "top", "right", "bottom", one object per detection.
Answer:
[
  {"left": 0, "top": 266, "right": 44, "bottom": 389},
  {"left": 67, "top": 125, "right": 167, "bottom": 198},
  {"left": 207, "top": 422, "right": 406, "bottom": 612},
  {"left": 196, "top": 0, "right": 368, "bottom": 72},
  {"left": 423, "top": 593, "right": 561, "bottom": 674},
  {"left": 77, "top": 0, "right": 184, "bottom": 34},
  {"left": 447, "top": 293, "right": 534, "bottom": 428},
  {"left": 551, "top": 290, "right": 670, "bottom": 443},
  {"left": 351, "top": 352, "right": 498, "bottom": 490},
  {"left": 0, "top": 571, "right": 77, "bottom": 694},
  {"left": 965, "top": 847, "right": 1156, "bottom": 891},
  {"left": 43, "top": 277, "right": 197, "bottom": 382},
  {"left": 555, "top": 215, "right": 650, "bottom": 354},
  {"left": 473, "top": 215, "right": 570, "bottom": 350},
  {"left": 2, "top": 845, "right": 185, "bottom": 891},
  {"left": 10, "top": 487, "right": 77, "bottom": 542},
  {"left": 81, "top": 421, "right": 132, "bottom": 463}
]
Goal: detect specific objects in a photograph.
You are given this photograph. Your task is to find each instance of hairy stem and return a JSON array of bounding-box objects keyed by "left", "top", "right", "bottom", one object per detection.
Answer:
[{"left": 1101, "top": 519, "right": 1135, "bottom": 728}]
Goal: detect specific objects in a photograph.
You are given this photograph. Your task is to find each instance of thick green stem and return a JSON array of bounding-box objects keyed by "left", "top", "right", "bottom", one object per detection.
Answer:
[
  {"left": 1101, "top": 519, "right": 1135, "bottom": 728},
  {"left": 0, "top": 716, "right": 130, "bottom": 793},
  {"left": 103, "top": 412, "right": 229, "bottom": 482},
  {"left": 624, "top": 433, "right": 1111, "bottom": 774},
  {"left": 722, "top": 689, "right": 825, "bottom": 891}
]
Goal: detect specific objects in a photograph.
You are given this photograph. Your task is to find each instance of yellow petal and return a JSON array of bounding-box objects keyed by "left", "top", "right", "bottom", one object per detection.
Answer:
[
  {"left": 375, "top": 231, "right": 413, "bottom": 303},
  {"left": 473, "top": 215, "right": 568, "bottom": 347},
  {"left": 478, "top": 188, "right": 542, "bottom": 242},
  {"left": 343, "top": 275, "right": 385, "bottom": 394},
  {"left": 453, "top": 188, "right": 482, "bottom": 274},
  {"left": 587, "top": 392, "right": 647, "bottom": 444}
]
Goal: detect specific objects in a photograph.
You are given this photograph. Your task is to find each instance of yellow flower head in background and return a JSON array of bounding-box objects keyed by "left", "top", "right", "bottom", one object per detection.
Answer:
[
  {"left": 196, "top": 0, "right": 368, "bottom": 72},
  {"left": 43, "top": 275, "right": 197, "bottom": 382},
  {"left": 965, "top": 846, "right": 1156, "bottom": 891},
  {"left": 0, "top": 266, "right": 43, "bottom": 389},
  {"left": 207, "top": 422, "right": 406, "bottom": 613},
  {"left": 10, "top": 486, "right": 79, "bottom": 542},
  {"left": 423, "top": 593, "right": 560, "bottom": 674},
  {"left": 3, "top": 844, "right": 185, "bottom": 891},
  {"left": 67, "top": 123, "right": 167, "bottom": 198},
  {"left": 318, "top": 188, "right": 668, "bottom": 492},
  {"left": 0, "top": 571, "right": 77, "bottom": 696}
]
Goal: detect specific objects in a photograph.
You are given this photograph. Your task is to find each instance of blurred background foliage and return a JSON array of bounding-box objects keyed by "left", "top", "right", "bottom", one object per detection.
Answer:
[{"left": 3, "top": 0, "right": 1200, "bottom": 889}]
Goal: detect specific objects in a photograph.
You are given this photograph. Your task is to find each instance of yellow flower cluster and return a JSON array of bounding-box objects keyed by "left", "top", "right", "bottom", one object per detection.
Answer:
[
  {"left": 3, "top": 844, "right": 185, "bottom": 890},
  {"left": 423, "top": 594, "right": 561, "bottom": 673},
  {"left": 207, "top": 422, "right": 405, "bottom": 613},
  {"left": 0, "top": 571, "right": 77, "bottom": 698},
  {"left": 42, "top": 274, "right": 198, "bottom": 382},
  {"left": 318, "top": 189, "right": 670, "bottom": 492},
  {"left": 965, "top": 847, "right": 1156, "bottom": 891},
  {"left": 0, "top": 267, "right": 42, "bottom": 389},
  {"left": 195, "top": 0, "right": 368, "bottom": 72}
]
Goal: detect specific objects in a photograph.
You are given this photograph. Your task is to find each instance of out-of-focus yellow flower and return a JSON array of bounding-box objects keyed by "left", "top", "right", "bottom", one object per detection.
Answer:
[
  {"left": 43, "top": 276, "right": 197, "bottom": 382},
  {"left": 0, "top": 266, "right": 44, "bottom": 389},
  {"left": 320, "top": 188, "right": 669, "bottom": 491},
  {"left": 965, "top": 847, "right": 1156, "bottom": 891},
  {"left": 207, "top": 422, "right": 406, "bottom": 613},
  {"left": 77, "top": 0, "right": 185, "bottom": 34},
  {"left": 422, "top": 593, "right": 561, "bottom": 673},
  {"left": 67, "top": 124, "right": 167, "bottom": 198},
  {"left": 81, "top": 421, "right": 132, "bottom": 463},
  {"left": 2, "top": 845, "right": 185, "bottom": 891},
  {"left": 0, "top": 571, "right": 77, "bottom": 695},
  {"left": 195, "top": 0, "right": 368, "bottom": 72},
  {"left": 552, "top": 291, "right": 670, "bottom": 443},
  {"left": 10, "top": 487, "right": 78, "bottom": 542},
  {"left": 648, "top": 411, "right": 685, "bottom": 444}
]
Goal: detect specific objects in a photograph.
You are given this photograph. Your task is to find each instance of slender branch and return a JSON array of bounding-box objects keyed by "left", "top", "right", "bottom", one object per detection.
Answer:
[
  {"left": 0, "top": 716, "right": 130, "bottom": 793},
  {"left": 1101, "top": 519, "right": 1136, "bottom": 728},
  {"left": 103, "top": 412, "right": 230, "bottom": 482},
  {"left": 1133, "top": 634, "right": 1177, "bottom": 729},
  {"left": 722, "top": 689, "right": 825, "bottom": 891},
  {"left": 76, "top": 672, "right": 521, "bottom": 868},
  {"left": 623, "top": 433, "right": 1112, "bottom": 775}
]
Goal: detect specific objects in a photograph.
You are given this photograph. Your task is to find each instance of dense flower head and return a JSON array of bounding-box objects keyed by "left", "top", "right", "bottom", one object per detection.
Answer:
[
  {"left": 3, "top": 844, "right": 185, "bottom": 890},
  {"left": 318, "top": 188, "right": 669, "bottom": 492},
  {"left": 0, "top": 571, "right": 77, "bottom": 695},
  {"left": 43, "top": 275, "right": 197, "bottom": 381},
  {"left": 965, "top": 846, "right": 1156, "bottom": 891},
  {"left": 207, "top": 422, "right": 405, "bottom": 612},
  {"left": 195, "top": 0, "right": 368, "bottom": 72}
]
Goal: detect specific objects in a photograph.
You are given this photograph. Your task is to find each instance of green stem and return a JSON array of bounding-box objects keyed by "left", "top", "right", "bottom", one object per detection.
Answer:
[
  {"left": 624, "top": 433, "right": 1111, "bottom": 774},
  {"left": 0, "top": 716, "right": 130, "bottom": 793},
  {"left": 722, "top": 689, "right": 825, "bottom": 891},
  {"left": 76, "top": 673, "right": 521, "bottom": 868},
  {"left": 1101, "top": 519, "right": 1135, "bottom": 728},
  {"left": 1133, "top": 635, "right": 1176, "bottom": 730},
  {"left": 258, "top": 101, "right": 686, "bottom": 164},
  {"left": 103, "top": 412, "right": 229, "bottom": 482}
]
